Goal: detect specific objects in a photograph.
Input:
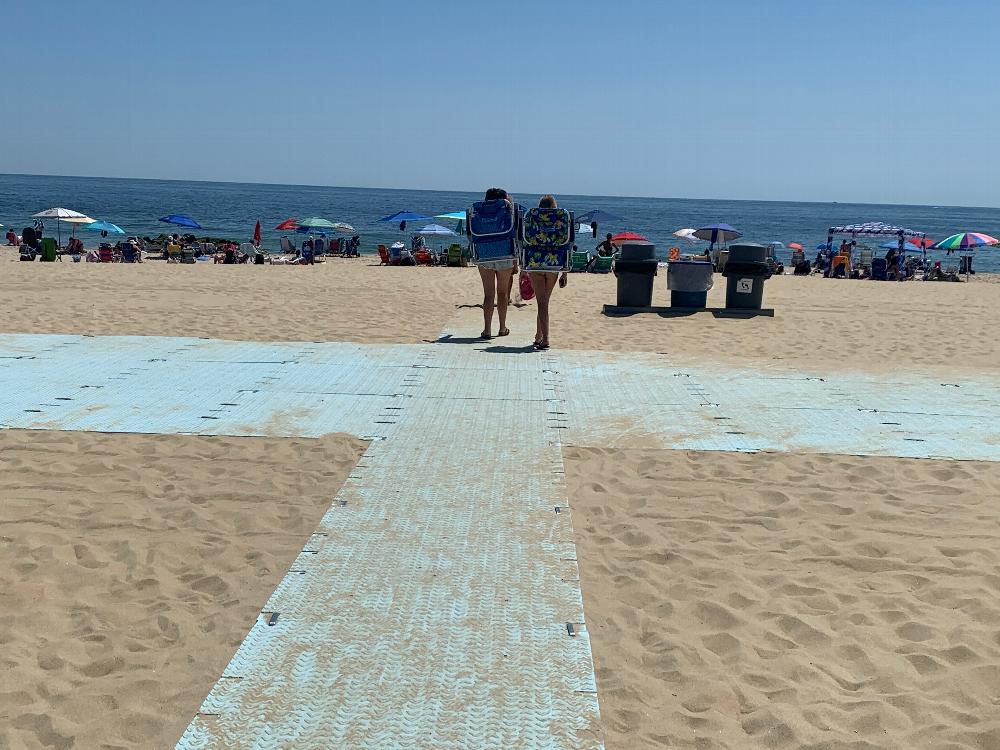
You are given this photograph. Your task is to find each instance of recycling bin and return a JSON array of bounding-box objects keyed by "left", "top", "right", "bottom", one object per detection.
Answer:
[
  {"left": 667, "top": 259, "right": 714, "bottom": 308},
  {"left": 614, "top": 241, "right": 657, "bottom": 307},
  {"left": 723, "top": 243, "right": 771, "bottom": 309}
]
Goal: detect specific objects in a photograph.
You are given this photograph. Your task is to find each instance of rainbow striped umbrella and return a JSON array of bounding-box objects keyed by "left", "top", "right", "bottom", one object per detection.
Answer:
[{"left": 931, "top": 232, "right": 998, "bottom": 251}]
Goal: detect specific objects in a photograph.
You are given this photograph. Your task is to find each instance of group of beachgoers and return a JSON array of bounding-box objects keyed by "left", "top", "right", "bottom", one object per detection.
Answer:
[{"left": 474, "top": 188, "right": 567, "bottom": 351}]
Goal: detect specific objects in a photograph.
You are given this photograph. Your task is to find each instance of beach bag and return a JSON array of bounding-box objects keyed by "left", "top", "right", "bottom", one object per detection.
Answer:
[
  {"left": 521, "top": 208, "right": 574, "bottom": 271},
  {"left": 519, "top": 271, "right": 535, "bottom": 301},
  {"left": 467, "top": 200, "right": 519, "bottom": 262}
]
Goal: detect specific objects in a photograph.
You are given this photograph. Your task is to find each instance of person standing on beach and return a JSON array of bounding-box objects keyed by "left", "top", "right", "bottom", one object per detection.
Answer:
[
  {"left": 528, "top": 194, "right": 569, "bottom": 351},
  {"left": 475, "top": 187, "right": 518, "bottom": 339}
]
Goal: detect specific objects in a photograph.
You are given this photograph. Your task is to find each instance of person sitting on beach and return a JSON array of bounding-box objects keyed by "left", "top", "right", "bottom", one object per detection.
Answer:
[
  {"left": 528, "top": 194, "right": 569, "bottom": 351},
  {"left": 884, "top": 247, "right": 899, "bottom": 279},
  {"left": 596, "top": 233, "right": 615, "bottom": 257},
  {"left": 5, "top": 229, "right": 18, "bottom": 246}
]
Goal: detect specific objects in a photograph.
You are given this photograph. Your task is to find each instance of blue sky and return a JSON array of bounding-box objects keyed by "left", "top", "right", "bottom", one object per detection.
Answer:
[{"left": 3, "top": 0, "right": 998, "bottom": 206}]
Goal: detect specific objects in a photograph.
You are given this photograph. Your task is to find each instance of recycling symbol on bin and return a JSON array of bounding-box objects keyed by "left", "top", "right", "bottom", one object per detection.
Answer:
[{"left": 737, "top": 278, "right": 753, "bottom": 293}]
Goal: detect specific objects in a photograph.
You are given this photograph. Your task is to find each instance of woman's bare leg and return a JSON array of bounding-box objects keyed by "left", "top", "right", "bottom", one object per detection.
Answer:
[
  {"left": 531, "top": 272, "right": 557, "bottom": 346},
  {"left": 495, "top": 268, "right": 513, "bottom": 332},
  {"left": 479, "top": 267, "right": 496, "bottom": 336}
]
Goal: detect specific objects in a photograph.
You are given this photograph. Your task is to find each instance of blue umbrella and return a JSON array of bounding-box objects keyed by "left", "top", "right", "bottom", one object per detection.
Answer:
[
  {"left": 379, "top": 211, "right": 431, "bottom": 223},
  {"left": 159, "top": 214, "right": 202, "bottom": 229},
  {"left": 84, "top": 220, "right": 125, "bottom": 234},
  {"left": 879, "top": 240, "right": 922, "bottom": 252},
  {"left": 575, "top": 209, "right": 625, "bottom": 224}
]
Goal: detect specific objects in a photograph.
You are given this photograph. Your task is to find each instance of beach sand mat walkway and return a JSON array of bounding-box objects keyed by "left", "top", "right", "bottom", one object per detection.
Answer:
[{"left": 3, "top": 324, "right": 1000, "bottom": 748}]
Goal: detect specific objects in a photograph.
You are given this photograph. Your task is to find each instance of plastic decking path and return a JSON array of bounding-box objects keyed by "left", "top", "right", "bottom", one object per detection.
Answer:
[{"left": 2, "top": 322, "right": 998, "bottom": 749}]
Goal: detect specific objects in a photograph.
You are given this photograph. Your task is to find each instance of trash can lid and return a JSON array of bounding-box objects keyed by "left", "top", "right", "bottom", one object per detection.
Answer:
[
  {"left": 619, "top": 241, "right": 656, "bottom": 261},
  {"left": 668, "top": 259, "right": 713, "bottom": 266},
  {"left": 728, "top": 243, "right": 768, "bottom": 263}
]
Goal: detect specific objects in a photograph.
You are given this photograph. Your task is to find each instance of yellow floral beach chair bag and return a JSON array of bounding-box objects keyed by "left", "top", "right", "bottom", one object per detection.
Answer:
[{"left": 521, "top": 207, "right": 574, "bottom": 271}]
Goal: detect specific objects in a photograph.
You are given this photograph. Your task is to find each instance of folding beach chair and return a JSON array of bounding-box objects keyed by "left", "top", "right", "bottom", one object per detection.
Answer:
[
  {"left": 40, "top": 237, "right": 59, "bottom": 262},
  {"left": 570, "top": 250, "right": 590, "bottom": 272},
  {"left": 279, "top": 237, "right": 296, "bottom": 255},
  {"left": 120, "top": 243, "right": 139, "bottom": 263},
  {"left": 98, "top": 244, "right": 115, "bottom": 263},
  {"left": 870, "top": 257, "right": 888, "bottom": 280},
  {"left": 590, "top": 254, "right": 615, "bottom": 273},
  {"left": 858, "top": 245, "right": 874, "bottom": 269},
  {"left": 446, "top": 243, "right": 465, "bottom": 267},
  {"left": 314, "top": 237, "right": 325, "bottom": 255},
  {"left": 166, "top": 243, "right": 182, "bottom": 262}
]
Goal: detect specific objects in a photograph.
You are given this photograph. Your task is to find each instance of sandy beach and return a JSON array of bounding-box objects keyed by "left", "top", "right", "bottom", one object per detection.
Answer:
[
  {"left": 1, "top": 255, "right": 998, "bottom": 373},
  {"left": 3, "top": 257, "right": 1000, "bottom": 748}
]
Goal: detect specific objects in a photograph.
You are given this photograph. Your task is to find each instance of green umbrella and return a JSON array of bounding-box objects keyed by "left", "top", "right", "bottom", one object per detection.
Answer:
[{"left": 297, "top": 217, "right": 338, "bottom": 229}]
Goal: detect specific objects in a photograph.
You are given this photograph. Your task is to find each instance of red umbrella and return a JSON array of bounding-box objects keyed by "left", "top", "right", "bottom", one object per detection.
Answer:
[
  {"left": 910, "top": 237, "right": 934, "bottom": 249},
  {"left": 275, "top": 217, "right": 298, "bottom": 231},
  {"left": 788, "top": 242, "right": 804, "bottom": 250},
  {"left": 253, "top": 220, "right": 262, "bottom": 246},
  {"left": 610, "top": 231, "right": 648, "bottom": 244}
]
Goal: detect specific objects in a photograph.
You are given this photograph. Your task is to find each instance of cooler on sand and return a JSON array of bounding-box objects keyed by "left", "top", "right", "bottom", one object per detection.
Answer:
[
  {"left": 722, "top": 243, "right": 771, "bottom": 310},
  {"left": 614, "top": 241, "right": 657, "bottom": 307},
  {"left": 667, "top": 259, "right": 714, "bottom": 308}
]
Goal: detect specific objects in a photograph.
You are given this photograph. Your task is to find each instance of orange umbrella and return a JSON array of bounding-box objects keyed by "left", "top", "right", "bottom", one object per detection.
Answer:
[{"left": 788, "top": 242, "right": 804, "bottom": 251}]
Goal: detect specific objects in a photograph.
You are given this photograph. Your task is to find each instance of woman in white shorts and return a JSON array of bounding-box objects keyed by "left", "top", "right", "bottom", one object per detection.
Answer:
[{"left": 476, "top": 187, "right": 518, "bottom": 338}]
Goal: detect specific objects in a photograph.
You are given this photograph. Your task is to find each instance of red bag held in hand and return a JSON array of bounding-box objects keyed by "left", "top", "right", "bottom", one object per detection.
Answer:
[{"left": 519, "top": 271, "right": 535, "bottom": 301}]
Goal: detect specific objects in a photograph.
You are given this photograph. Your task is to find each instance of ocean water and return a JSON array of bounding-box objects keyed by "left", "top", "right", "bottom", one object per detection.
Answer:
[{"left": 2, "top": 173, "right": 999, "bottom": 271}]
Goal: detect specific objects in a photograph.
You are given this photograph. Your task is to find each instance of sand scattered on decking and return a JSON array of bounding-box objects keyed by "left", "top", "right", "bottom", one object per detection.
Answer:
[{"left": 0, "top": 429, "right": 365, "bottom": 750}]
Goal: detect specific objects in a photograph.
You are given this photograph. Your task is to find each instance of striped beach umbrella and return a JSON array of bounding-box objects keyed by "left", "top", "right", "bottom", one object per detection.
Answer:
[{"left": 930, "top": 232, "right": 998, "bottom": 251}]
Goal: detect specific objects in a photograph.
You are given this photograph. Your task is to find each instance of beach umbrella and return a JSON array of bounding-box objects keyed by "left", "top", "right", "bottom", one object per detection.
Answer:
[
  {"left": 379, "top": 210, "right": 431, "bottom": 231},
  {"left": 788, "top": 242, "right": 804, "bottom": 251},
  {"left": 693, "top": 223, "right": 741, "bottom": 247},
  {"left": 576, "top": 209, "right": 625, "bottom": 224},
  {"left": 84, "top": 220, "right": 125, "bottom": 235},
  {"left": 879, "top": 240, "right": 922, "bottom": 252},
  {"left": 274, "top": 217, "right": 298, "bottom": 231},
  {"left": 673, "top": 228, "right": 698, "bottom": 239},
  {"left": 159, "top": 214, "right": 202, "bottom": 229},
  {"left": 253, "top": 220, "right": 261, "bottom": 246},
  {"left": 930, "top": 232, "right": 998, "bottom": 251},
  {"left": 296, "top": 217, "right": 338, "bottom": 230},
  {"left": 767, "top": 241, "right": 784, "bottom": 249},
  {"left": 610, "top": 231, "right": 648, "bottom": 244},
  {"left": 416, "top": 223, "right": 458, "bottom": 236},
  {"left": 333, "top": 222, "right": 355, "bottom": 234},
  {"left": 909, "top": 237, "right": 935, "bottom": 249},
  {"left": 434, "top": 211, "right": 466, "bottom": 221},
  {"left": 379, "top": 211, "right": 431, "bottom": 222},
  {"left": 33, "top": 207, "right": 92, "bottom": 246}
]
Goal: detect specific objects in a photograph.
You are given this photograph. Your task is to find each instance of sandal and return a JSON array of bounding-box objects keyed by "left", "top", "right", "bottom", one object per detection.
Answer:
[
  {"left": 498, "top": 328, "right": 510, "bottom": 337},
  {"left": 480, "top": 331, "right": 493, "bottom": 339}
]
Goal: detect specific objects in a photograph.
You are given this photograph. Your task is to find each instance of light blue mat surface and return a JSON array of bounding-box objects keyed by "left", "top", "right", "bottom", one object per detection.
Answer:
[{"left": 4, "top": 332, "right": 999, "bottom": 748}]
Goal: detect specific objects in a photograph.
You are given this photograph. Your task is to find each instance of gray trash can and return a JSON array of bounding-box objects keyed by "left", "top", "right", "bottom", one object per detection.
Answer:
[
  {"left": 615, "top": 241, "right": 657, "bottom": 307},
  {"left": 667, "top": 259, "right": 714, "bottom": 308},
  {"left": 723, "top": 243, "right": 771, "bottom": 309}
]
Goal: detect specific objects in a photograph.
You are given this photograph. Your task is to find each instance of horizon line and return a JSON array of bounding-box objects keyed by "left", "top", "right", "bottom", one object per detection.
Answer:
[{"left": 2, "top": 171, "right": 998, "bottom": 213}]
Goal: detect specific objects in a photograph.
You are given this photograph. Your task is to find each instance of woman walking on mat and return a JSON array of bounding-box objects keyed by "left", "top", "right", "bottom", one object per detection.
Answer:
[
  {"left": 528, "top": 194, "right": 568, "bottom": 350},
  {"left": 475, "top": 187, "right": 518, "bottom": 338}
]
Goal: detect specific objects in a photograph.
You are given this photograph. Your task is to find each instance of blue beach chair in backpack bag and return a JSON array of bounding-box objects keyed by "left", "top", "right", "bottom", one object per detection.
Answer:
[
  {"left": 467, "top": 200, "right": 520, "bottom": 263},
  {"left": 521, "top": 208, "right": 574, "bottom": 272}
]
